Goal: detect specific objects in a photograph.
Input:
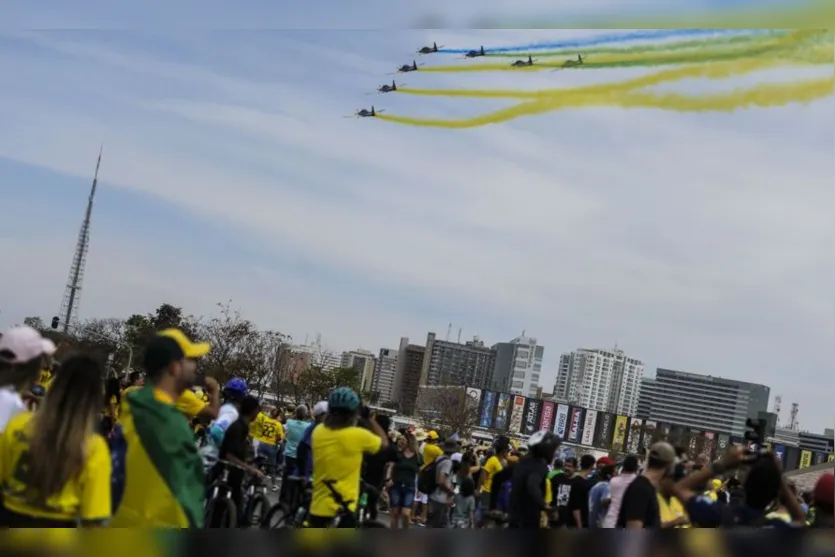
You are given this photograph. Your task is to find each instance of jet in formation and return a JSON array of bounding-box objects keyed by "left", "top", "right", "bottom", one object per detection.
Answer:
[
  {"left": 417, "top": 42, "right": 443, "bottom": 55},
  {"left": 345, "top": 106, "right": 384, "bottom": 118},
  {"left": 371, "top": 80, "right": 402, "bottom": 94},
  {"left": 394, "top": 60, "right": 422, "bottom": 73},
  {"left": 562, "top": 54, "right": 586, "bottom": 67},
  {"left": 464, "top": 46, "right": 486, "bottom": 58},
  {"left": 510, "top": 55, "right": 535, "bottom": 67}
]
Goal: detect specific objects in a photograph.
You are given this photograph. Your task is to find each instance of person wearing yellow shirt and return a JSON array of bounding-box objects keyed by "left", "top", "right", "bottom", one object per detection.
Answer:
[
  {"left": 101, "top": 377, "right": 122, "bottom": 434},
  {"left": 308, "top": 387, "right": 388, "bottom": 527},
  {"left": 479, "top": 436, "right": 510, "bottom": 514},
  {"left": 175, "top": 376, "right": 220, "bottom": 424},
  {"left": 0, "top": 354, "right": 111, "bottom": 527},
  {"left": 414, "top": 431, "right": 442, "bottom": 525},
  {"left": 254, "top": 408, "right": 284, "bottom": 488},
  {"left": 250, "top": 407, "right": 266, "bottom": 451}
]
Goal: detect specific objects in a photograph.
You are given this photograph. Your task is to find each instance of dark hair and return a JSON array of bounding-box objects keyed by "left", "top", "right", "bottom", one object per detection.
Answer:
[
  {"left": 599, "top": 464, "right": 616, "bottom": 480},
  {"left": 0, "top": 353, "right": 42, "bottom": 392},
  {"left": 621, "top": 455, "right": 639, "bottom": 473},
  {"left": 143, "top": 337, "right": 183, "bottom": 381},
  {"left": 494, "top": 436, "right": 510, "bottom": 454},
  {"left": 580, "top": 454, "right": 596, "bottom": 471},
  {"left": 459, "top": 476, "right": 476, "bottom": 498},
  {"left": 743, "top": 456, "right": 782, "bottom": 511},
  {"left": 104, "top": 377, "right": 122, "bottom": 407},
  {"left": 128, "top": 371, "right": 142, "bottom": 384},
  {"left": 240, "top": 395, "right": 260, "bottom": 418},
  {"left": 553, "top": 458, "right": 564, "bottom": 470}
]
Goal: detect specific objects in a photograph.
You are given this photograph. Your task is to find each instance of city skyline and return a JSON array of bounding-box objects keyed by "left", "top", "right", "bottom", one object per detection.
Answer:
[{"left": 0, "top": 29, "right": 830, "bottom": 431}]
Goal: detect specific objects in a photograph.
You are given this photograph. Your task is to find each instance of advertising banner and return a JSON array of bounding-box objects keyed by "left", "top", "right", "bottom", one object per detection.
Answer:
[
  {"left": 784, "top": 447, "right": 800, "bottom": 471},
  {"left": 466, "top": 388, "right": 482, "bottom": 411},
  {"left": 612, "top": 416, "right": 628, "bottom": 451},
  {"left": 567, "top": 407, "right": 585, "bottom": 443},
  {"left": 799, "top": 450, "right": 812, "bottom": 469},
  {"left": 814, "top": 452, "right": 826, "bottom": 465},
  {"left": 522, "top": 398, "right": 541, "bottom": 435},
  {"left": 479, "top": 390, "right": 496, "bottom": 429},
  {"left": 539, "top": 401, "right": 556, "bottom": 432},
  {"left": 493, "top": 393, "right": 512, "bottom": 431},
  {"left": 509, "top": 395, "right": 526, "bottom": 434},
  {"left": 626, "top": 418, "right": 643, "bottom": 454},
  {"left": 703, "top": 431, "right": 715, "bottom": 440},
  {"left": 581, "top": 410, "right": 598, "bottom": 446},
  {"left": 554, "top": 404, "right": 570, "bottom": 439},
  {"left": 688, "top": 429, "right": 701, "bottom": 457},
  {"left": 773, "top": 444, "right": 785, "bottom": 465},
  {"left": 716, "top": 434, "right": 730, "bottom": 457},
  {"left": 641, "top": 420, "right": 657, "bottom": 452},
  {"left": 828, "top": 453, "right": 834, "bottom": 463},
  {"left": 657, "top": 422, "right": 671, "bottom": 439},
  {"left": 594, "top": 412, "right": 614, "bottom": 449}
]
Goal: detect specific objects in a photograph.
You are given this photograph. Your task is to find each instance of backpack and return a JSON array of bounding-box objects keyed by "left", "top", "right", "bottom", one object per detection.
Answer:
[
  {"left": 418, "top": 456, "right": 448, "bottom": 495},
  {"left": 496, "top": 479, "right": 513, "bottom": 513},
  {"left": 109, "top": 424, "right": 128, "bottom": 514}
]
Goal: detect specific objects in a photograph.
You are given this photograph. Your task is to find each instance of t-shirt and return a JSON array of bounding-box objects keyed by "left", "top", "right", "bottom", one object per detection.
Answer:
[
  {"left": 452, "top": 492, "right": 475, "bottom": 525},
  {"left": 588, "top": 480, "right": 611, "bottom": 529},
  {"left": 36, "top": 370, "right": 53, "bottom": 390},
  {"left": 551, "top": 472, "right": 574, "bottom": 526},
  {"left": 616, "top": 474, "right": 660, "bottom": 528},
  {"left": 0, "top": 387, "right": 26, "bottom": 433},
  {"left": 104, "top": 395, "right": 119, "bottom": 419},
  {"left": 658, "top": 494, "right": 690, "bottom": 527},
  {"left": 249, "top": 412, "right": 265, "bottom": 440},
  {"left": 309, "top": 425, "right": 382, "bottom": 518},
  {"left": 481, "top": 455, "right": 503, "bottom": 493},
  {"left": 218, "top": 417, "right": 250, "bottom": 489},
  {"left": 284, "top": 418, "right": 310, "bottom": 458},
  {"left": 602, "top": 473, "right": 636, "bottom": 528},
  {"left": 390, "top": 450, "right": 421, "bottom": 486},
  {"left": 255, "top": 417, "right": 282, "bottom": 445},
  {"left": 508, "top": 457, "right": 549, "bottom": 529},
  {"left": 0, "top": 412, "right": 111, "bottom": 523},
  {"left": 429, "top": 457, "right": 454, "bottom": 504},
  {"left": 566, "top": 474, "right": 590, "bottom": 528},
  {"left": 175, "top": 389, "right": 207, "bottom": 419},
  {"left": 119, "top": 386, "right": 141, "bottom": 418}
]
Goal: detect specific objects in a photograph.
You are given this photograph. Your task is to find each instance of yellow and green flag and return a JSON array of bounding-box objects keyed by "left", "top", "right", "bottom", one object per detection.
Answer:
[{"left": 110, "top": 386, "right": 204, "bottom": 528}]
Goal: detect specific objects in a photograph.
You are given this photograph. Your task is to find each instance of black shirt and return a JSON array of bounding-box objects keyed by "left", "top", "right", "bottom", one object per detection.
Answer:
[
  {"left": 567, "top": 474, "right": 591, "bottom": 528},
  {"left": 616, "top": 475, "right": 660, "bottom": 528},
  {"left": 550, "top": 473, "right": 574, "bottom": 526},
  {"left": 508, "top": 457, "right": 549, "bottom": 528},
  {"left": 363, "top": 444, "right": 396, "bottom": 487},
  {"left": 389, "top": 450, "right": 421, "bottom": 486},
  {"left": 217, "top": 417, "right": 250, "bottom": 489}
]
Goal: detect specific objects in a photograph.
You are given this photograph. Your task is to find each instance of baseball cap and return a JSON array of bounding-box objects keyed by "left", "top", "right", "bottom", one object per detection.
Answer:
[
  {"left": 0, "top": 326, "right": 56, "bottom": 364},
  {"left": 143, "top": 328, "right": 210, "bottom": 373},
  {"left": 598, "top": 456, "right": 616, "bottom": 466},
  {"left": 313, "top": 401, "right": 328, "bottom": 417},
  {"left": 648, "top": 442, "right": 677, "bottom": 467},
  {"left": 814, "top": 472, "right": 833, "bottom": 506},
  {"left": 427, "top": 430, "right": 439, "bottom": 440}
]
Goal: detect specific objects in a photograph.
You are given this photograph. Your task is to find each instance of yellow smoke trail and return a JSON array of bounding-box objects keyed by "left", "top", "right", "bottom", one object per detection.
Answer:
[
  {"left": 398, "top": 52, "right": 829, "bottom": 100},
  {"left": 419, "top": 29, "right": 822, "bottom": 73},
  {"left": 377, "top": 77, "right": 833, "bottom": 129}
]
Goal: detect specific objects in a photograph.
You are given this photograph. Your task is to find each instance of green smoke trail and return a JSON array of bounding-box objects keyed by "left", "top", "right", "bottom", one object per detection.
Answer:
[{"left": 484, "top": 30, "right": 788, "bottom": 59}]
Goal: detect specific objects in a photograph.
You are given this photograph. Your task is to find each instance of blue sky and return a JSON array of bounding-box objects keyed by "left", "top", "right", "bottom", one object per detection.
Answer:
[{"left": 0, "top": 26, "right": 832, "bottom": 431}]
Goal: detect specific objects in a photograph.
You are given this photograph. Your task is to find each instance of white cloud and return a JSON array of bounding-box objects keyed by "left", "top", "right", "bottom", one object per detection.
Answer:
[{"left": 0, "top": 30, "right": 832, "bottom": 430}]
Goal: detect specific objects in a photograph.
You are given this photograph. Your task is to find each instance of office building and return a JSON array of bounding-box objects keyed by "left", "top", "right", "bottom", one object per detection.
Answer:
[
  {"left": 371, "top": 347, "right": 398, "bottom": 403},
  {"left": 420, "top": 332, "right": 496, "bottom": 390},
  {"left": 640, "top": 368, "right": 770, "bottom": 437},
  {"left": 394, "top": 337, "right": 426, "bottom": 416},
  {"left": 553, "top": 347, "right": 643, "bottom": 416},
  {"left": 636, "top": 377, "right": 658, "bottom": 419},
  {"left": 340, "top": 349, "right": 377, "bottom": 393},
  {"left": 491, "top": 335, "right": 544, "bottom": 397}
]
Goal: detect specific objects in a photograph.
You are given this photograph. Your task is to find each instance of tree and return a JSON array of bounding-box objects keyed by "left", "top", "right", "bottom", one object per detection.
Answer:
[
  {"left": 415, "top": 386, "right": 479, "bottom": 440},
  {"left": 295, "top": 366, "right": 334, "bottom": 408},
  {"left": 22, "top": 316, "right": 46, "bottom": 330},
  {"left": 196, "top": 302, "right": 263, "bottom": 386}
]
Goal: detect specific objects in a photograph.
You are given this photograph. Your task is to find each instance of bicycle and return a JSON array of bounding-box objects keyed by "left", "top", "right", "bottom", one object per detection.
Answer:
[
  {"left": 320, "top": 479, "right": 387, "bottom": 528},
  {"left": 261, "top": 475, "right": 310, "bottom": 529},
  {"left": 241, "top": 457, "right": 272, "bottom": 527},
  {"left": 204, "top": 461, "right": 239, "bottom": 528}
]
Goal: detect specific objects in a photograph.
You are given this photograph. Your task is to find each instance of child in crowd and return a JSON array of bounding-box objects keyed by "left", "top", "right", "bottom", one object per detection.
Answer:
[{"left": 451, "top": 453, "right": 476, "bottom": 528}]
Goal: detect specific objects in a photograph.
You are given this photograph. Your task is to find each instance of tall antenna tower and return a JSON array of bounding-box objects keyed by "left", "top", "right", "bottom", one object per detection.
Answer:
[
  {"left": 789, "top": 402, "right": 799, "bottom": 431},
  {"left": 58, "top": 146, "right": 102, "bottom": 333},
  {"left": 773, "top": 395, "right": 782, "bottom": 425}
]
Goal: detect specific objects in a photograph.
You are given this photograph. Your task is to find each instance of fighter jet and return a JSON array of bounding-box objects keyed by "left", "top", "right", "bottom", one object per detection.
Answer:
[
  {"left": 417, "top": 42, "right": 443, "bottom": 55},
  {"left": 562, "top": 54, "right": 586, "bottom": 67},
  {"left": 344, "top": 106, "right": 385, "bottom": 118},
  {"left": 510, "top": 55, "right": 535, "bottom": 67},
  {"left": 464, "top": 46, "right": 486, "bottom": 58},
  {"left": 394, "top": 60, "right": 422, "bottom": 73}
]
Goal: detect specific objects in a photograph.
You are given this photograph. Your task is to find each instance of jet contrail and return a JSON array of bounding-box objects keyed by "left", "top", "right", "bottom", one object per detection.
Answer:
[
  {"left": 421, "top": 30, "right": 824, "bottom": 73},
  {"left": 438, "top": 29, "right": 767, "bottom": 54},
  {"left": 482, "top": 30, "right": 790, "bottom": 58},
  {"left": 376, "top": 77, "right": 833, "bottom": 129}
]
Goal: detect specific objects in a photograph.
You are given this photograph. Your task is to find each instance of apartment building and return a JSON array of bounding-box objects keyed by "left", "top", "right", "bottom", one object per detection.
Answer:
[
  {"left": 371, "top": 347, "right": 398, "bottom": 403},
  {"left": 553, "top": 347, "right": 643, "bottom": 416},
  {"left": 420, "top": 332, "right": 496, "bottom": 390},
  {"left": 340, "top": 349, "right": 377, "bottom": 392},
  {"left": 491, "top": 335, "right": 544, "bottom": 398}
]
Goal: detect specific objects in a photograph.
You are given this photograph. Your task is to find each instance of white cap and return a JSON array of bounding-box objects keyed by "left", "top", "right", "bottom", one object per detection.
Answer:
[
  {"left": 451, "top": 452, "right": 463, "bottom": 463},
  {"left": 0, "top": 326, "right": 56, "bottom": 364},
  {"left": 313, "top": 401, "right": 328, "bottom": 416}
]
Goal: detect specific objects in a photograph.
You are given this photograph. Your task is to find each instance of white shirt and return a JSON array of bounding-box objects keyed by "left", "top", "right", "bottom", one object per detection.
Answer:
[
  {"left": 0, "top": 387, "right": 26, "bottom": 432},
  {"left": 602, "top": 473, "right": 637, "bottom": 528}
]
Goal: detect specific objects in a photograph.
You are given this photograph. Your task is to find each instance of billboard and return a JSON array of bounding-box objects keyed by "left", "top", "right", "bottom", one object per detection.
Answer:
[
  {"left": 581, "top": 410, "right": 598, "bottom": 446},
  {"left": 626, "top": 418, "right": 643, "bottom": 454},
  {"left": 539, "top": 401, "right": 556, "bottom": 432},
  {"left": 567, "top": 407, "right": 585, "bottom": 443},
  {"left": 595, "top": 412, "right": 614, "bottom": 449},
  {"left": 799, "top": 450, "right": 812, "bottom": 469},
  {"left": 494, "top": 393, "right": 512, "bottom": 431},
  {"left": 522, "top": 398, "right": 541, "bottom": 435},
  {"left": 642, "top": 420, "right": 657, "bottom": 452},
  {"left": 716, "top": 434, "right": 730, "bottom": 457},
  {"left": 773, "top": 444, "right": 785, "bottom": 465},
  {"left": 703, "top": 431, "right": 715, "bottom": 440},
  {"left": 466, "top": 388, "right": 482, "bottom": 410},
  {"left": 612, "top": 416, "right": 628, "bottom": 451},
  {"left": 828, "top": 453, "right": 834, "bottom": 463},
  {"left": 554, "top": 404, "right": 570, "bottom": 439},
  {"left": 509, "top": 396, "right": 526, "bottom": 434},
  {"left": 814, "top": 452, "right": 826, "bottom": 465},
  {"left": 479, "top": 390, "right": 496, "bottom": 429}
]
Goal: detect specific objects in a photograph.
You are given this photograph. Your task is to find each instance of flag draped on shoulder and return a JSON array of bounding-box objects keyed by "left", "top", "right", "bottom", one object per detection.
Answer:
[{"left": 110, "top": 386, "right": 204, "bottom": 528}]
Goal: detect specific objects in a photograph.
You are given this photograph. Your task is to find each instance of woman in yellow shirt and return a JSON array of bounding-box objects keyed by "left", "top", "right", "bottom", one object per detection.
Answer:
[{"left": 0, "top": 354, "right": 111, "bottom": 527}]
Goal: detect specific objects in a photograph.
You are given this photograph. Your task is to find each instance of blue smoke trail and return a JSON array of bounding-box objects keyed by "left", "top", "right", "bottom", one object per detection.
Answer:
[{"left": 440, "top": 29, "right": 767, "bottom": 54}]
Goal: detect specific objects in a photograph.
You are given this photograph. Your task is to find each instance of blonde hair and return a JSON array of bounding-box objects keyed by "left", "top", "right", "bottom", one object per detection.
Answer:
[{"left": 26, "top": 354, "right": 103, "bottom": 501}]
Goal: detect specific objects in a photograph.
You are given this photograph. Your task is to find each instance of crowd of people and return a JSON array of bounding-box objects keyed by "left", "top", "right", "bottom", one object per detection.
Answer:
[{"left": 0, "top": 323, "right": 831, "bottom": 530}]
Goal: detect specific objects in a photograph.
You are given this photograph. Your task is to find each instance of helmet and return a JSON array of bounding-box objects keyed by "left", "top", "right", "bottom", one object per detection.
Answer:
[
  {"left": 527, "top": 430, "right": 560, "bottom": 458},
  {"left": 328, "top": 387, "right": 360, "bottom": 412},
  {"left": 224, "top": 378, "right": 248, "bottom": 396}
]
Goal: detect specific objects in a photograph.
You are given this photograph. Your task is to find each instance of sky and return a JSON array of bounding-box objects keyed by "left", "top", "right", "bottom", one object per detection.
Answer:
[{"left": 0, "top": 26, "right": 832, "bottom": 432}]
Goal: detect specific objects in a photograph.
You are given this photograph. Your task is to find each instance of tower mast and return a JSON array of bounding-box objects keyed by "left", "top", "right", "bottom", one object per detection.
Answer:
[{"left": 59, "top": 146, "right": 102, "bottom": 333}]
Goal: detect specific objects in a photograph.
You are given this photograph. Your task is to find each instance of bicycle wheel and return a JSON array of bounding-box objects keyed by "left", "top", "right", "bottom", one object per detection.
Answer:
[
  {"left": 245, "top": 493, "right": 271, "bottom": 527},
  {"left": 261, "top": 501, "right": 293, "bottom": 529},
  {"left": 205, "top": 496, "right": 237, "bottom": 528}
]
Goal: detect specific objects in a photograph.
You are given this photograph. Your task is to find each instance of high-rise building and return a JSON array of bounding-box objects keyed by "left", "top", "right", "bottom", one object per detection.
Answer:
[
  {"left": 371, "top": 347, "right": 398, "bottom": 403},
  {"left": 420, "top": 332, "right": 496, "bottom": 390},
  {"left": 340, "top": 349, "right": 377, "bottom": 393},
  {"left": 491, "top": 335, "right": 544, "bottom": 397},
  {"left": 639, "top": 368, "right": 770, "bottom": 437},
  {"left": 635, "top": 377, "right": 658, "bottom": 419},
  {"left": 553, "top": 347, "right": 643, "bottom": 416},
  {"left": 394, "top": 337, "right": 426, "bottom": 415}
]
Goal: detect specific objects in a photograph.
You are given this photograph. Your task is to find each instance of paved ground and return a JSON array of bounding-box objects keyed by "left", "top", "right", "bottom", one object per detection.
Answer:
[{"left": 264, "top": 488, "right": 395, "bottom": 527}]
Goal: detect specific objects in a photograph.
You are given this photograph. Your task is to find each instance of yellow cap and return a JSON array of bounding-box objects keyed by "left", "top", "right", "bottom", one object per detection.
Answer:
[
  {"left": 427, "top": 430, "right": 439, "bottom": 440},
  {"left": 157, "top": 329, "right": 210, "bottom": 358}
]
